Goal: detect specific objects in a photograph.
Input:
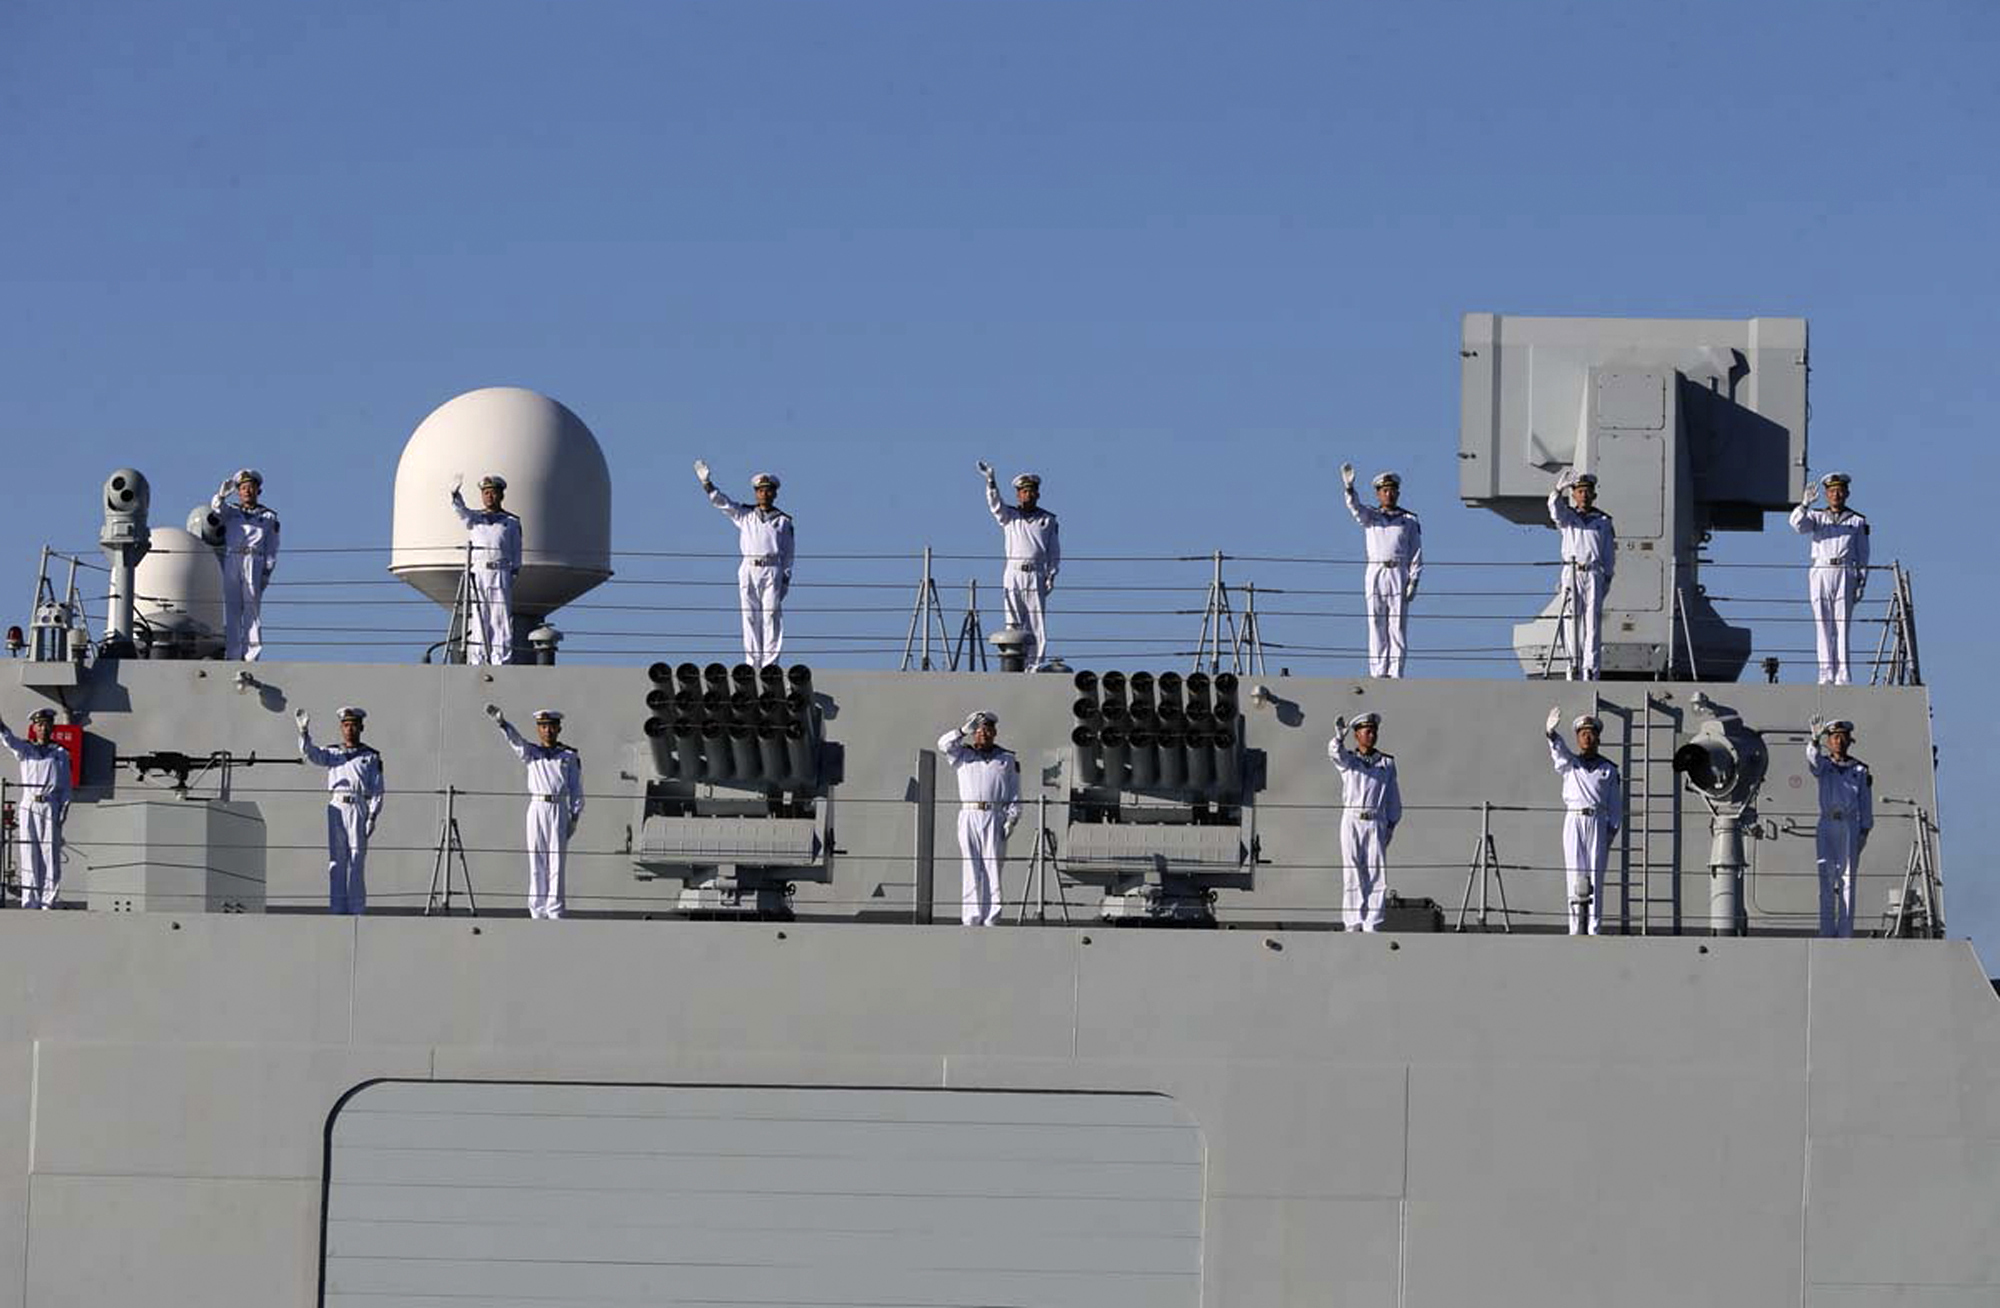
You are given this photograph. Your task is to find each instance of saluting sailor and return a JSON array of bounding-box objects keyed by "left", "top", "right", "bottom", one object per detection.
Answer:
[
  {"left": 1806, "top": 716, "right": 1873, "bottom": 937},
  {"left": 448, "top": 474, "right": 523, "bottom": 665},
  {"left": 487, "top": 705, "right": 585, "bottom": 919},
  {"left": 210, "top": 468, "right": 281, "bottom": 660},
  {"left": 0, "top": 707, "right": 71, "bottom": 909},
  {"left": 1789, "top": 472, "right": 1871, "bottom": 685},
  {"left": 1545, "top": 707, "right": 1623, "bottom": 935},
  {"left": 296, "top": 705, "right": 385, "bottom": 915},
  {"left": 977, "top": 463, "right": 1061, "bottom": 671},
  {"left": 1546, "top": 471, "right": 1616, "bottom": 679},
  {"left": 695, "top": 461, "right": 794, "bottom": 669},
  {"left": 1340, "top": 464, "right": 1423, "bottom": 678},
  {"left": 1327, "top": 711, "right": 1402, "bottom": 931},
  {"left": 937, "top": 711, "right": 1022, "bottom": 926}
]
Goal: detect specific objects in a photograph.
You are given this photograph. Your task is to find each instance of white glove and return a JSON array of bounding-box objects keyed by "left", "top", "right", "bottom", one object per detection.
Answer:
[
  {"left": 1546, "top": 706, "right": 1563, "bottom": 734},
  {"left": 218, "top": 476, "right": 238, "bottom": 497},
  {"left": 1334, "top": 715, "right": 1348, "bottom": 739},
  {"left": 693, "top": 459, "right": 711, "bottom": 484},
  {"left": 1340, "top": 462, "right": 1355, "bottom": 489},
  {"left": 1808, "top": 715, "right": 1824, "bottom": 738},
  {"left": 365, "top": 816, "right": 377, "bottom": 839},
  {"left": 295, "top": 709, "right": 309, "bottom": 730},
  {"left": 976, "top": 459, "right": 994, "bottom": 479},
  {"left": 1003, "top": 813, "right": 1019, "bottom": 839},
  {"left": 1403, "top": 581, "right": 1418, "bottom": 605},
  {"left": 1555, "top": 469, "right": 1575, "bottom": 492},
  {"left": 485, "top": 702, "right": 504, "bottom": 722},
  {"left": 960, "top": 712, "right": 983, "bottom": 736}
]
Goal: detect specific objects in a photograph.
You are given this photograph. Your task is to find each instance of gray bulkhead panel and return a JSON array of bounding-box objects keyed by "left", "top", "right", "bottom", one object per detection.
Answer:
[{"left": 324, "top": 1083, "right": 1201, "bottom": 1307}]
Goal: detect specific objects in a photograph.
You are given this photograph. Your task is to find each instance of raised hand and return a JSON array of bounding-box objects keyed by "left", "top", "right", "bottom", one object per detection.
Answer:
[
  {"left": 976, "top": 460, "right": 994, "bottom": 479},
  {"left": 294, "top": 709, "right": 310, "bottom": 730},
  {"left": 450, "top": 473, "right": 463, "bottom": 495},
  {"left": 693, "top": 459, "right": 711, "bottom": 484},
  {"left": 218, "top": 476, "right": 238, "bottom": 497},
  {"left": 960, "top": 712, "right": 982, "bottom": 737},
  {"left": 1340, "top": 463, "right": 1355, "bottom": 489},
  {"left": 1546, "top": 705, "right": 1563, "bottom": 734},
  {"left": 485, "top": 702, "right": 504, "bottom": 722},
  {"left": 1808, "top": 715, "right": 1824, "bottom": 738},
  {"left": 1334, "top": 715, "right": 1348, "bottom": 739}
]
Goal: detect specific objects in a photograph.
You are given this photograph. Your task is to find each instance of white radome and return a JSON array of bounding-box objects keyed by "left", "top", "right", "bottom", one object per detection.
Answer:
[
  {"left": 389, "top": 387, "right": 614, "bottom": 617},
  {"left": 132, "top": 526, "right": 225, "bottom": 654}
]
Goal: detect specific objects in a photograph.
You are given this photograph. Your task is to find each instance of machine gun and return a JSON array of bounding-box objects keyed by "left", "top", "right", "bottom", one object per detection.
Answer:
[{"left": 116, "top": 750, "right": 302, "bottom": 796}]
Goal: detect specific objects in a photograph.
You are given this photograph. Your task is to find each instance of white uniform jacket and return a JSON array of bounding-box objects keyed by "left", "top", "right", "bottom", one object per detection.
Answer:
[
  {"left": 0, "top": 727, "right": 71, "bottom": 813},
  {"left": 1789, "top": 505, "right": 1871, "bottom": 580},
  {"left": 1326, "top": 737, "right": 1402, "bottom": 827},
  {"left": 1806, "top": 740, "right": 1873, "bottom": 834},
  {"left": 937, "top": 731, "right": 1024, "bottom": 824},
  {"left": 707, "top": 488, "right": 795, "bottom": 580},
  {"left": 1343, "top": 486, "right": 1423, "bottom": 583},
  {"left": 209, "top": 494, "right": 281, "bottom": 582},
  {"left": 449, "top": 491, "right": 523, "bottom": 577},
  {"left": 499, "top": 723, "right": 586, "bottom": 826},
  {"left": 1546, "top": 733, "right": 1623, "bottom": 826},
  {"left": 985, "top": 483, "right": 1061, "bottom": 579},
  {"left": 1548, "top": 490, "right": 1616, "bottom": 580},
  {"left": 299, "top": 731, "right": 386, "bottom": 829}
]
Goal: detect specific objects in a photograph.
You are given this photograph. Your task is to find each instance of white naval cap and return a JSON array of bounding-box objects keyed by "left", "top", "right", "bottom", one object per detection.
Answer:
[
  {"left": 751, "top": 472, "right": 780, "bottom": 489},
  {"left": 478, "top": 474, "right": 508, "bottom": 491},
  {"left": 1820, "top": 718, "right": 1856, "bottom": 736},
  {"left": 533, "top": 708, "right": 564, "bottom": 724},
  {"left": 1013, "top": 473, "right": 1041, "bottom": 490},
  {"left": 1821, "top": 471, "right": 1852, "bottom": 488},
  {"left": 1573, "top": 713, "right": 1603, "bottom": 731},
  {"left": 1371, "top": 471, "right": 1400, "bottom": 489},
  {"left": 337, "top": 705, "right": 366, "bottom": 722},
  {"left": 1570, "top": 472, "right": 1599, "bottom": 487},
  {"left": 1349, "top": 711, "right": 1382, "bottom": 730},
  {"left": 234, "top": 468, "right": 264, "bottom": 486}
]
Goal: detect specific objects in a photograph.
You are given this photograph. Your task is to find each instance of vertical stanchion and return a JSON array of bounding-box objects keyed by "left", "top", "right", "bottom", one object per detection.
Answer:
[{"left": 913, "top": 749, "right": 936, "bottom": 923}]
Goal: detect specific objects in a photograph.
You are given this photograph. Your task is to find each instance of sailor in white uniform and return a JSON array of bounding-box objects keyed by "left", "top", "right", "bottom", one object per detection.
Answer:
[
  {"left": 210, "top": 468, "right": 281, "bottom": 660},
  {"left": 1806, "top": 716, "right": 1873, "bottom": 938},
  {"left": 1341, "top": 464, "right": 1424, "bottom": 677},
  {"left": 487, "top": 705, "right": 585, "bottom": 919},
  {"left": 449, "top": 474, "right": 523, "bottom": 665},
  {"left": 1545, "top": 707, "right": 1623, "bottom": 935},
  {"left": 296, "top": 705, "right": 385, "bottom": 915},
  {"left": 937, "top": 711, "right": 1022, "bottom": 926},
  {"left": 0, "top": 707, "right": 71, "bottom": 909},
  {"left": 696, "top": 462, "right": 794, "bottom": 669},
  {"left": 1326, "top": 711, "right": 1402, "bottom": 931},
  {"left": 1546, "top": 471, "right": 1616, "bottom": 679},
  {"left": 1789, "top": 472, "right": 1871, "bottom": 685},
  {"left": 978, "top": 463, "right": 1061, "bottom": 670}
]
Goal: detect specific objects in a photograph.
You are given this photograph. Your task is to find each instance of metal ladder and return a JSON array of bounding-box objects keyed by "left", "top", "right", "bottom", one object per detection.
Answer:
[{"left": 1621, "top": 693, "right": 1683, "bottom": 934}]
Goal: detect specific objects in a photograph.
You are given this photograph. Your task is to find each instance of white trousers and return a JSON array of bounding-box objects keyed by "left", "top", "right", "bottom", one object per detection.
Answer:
[
  {"left": 1340, "top": 812, "right": 1392, "bottom": 931},
  {"left": 222, "top": 554, "right": 267, "bottom": 661},
  {"left": 1810, "top": 565, "right": 1859, "bottom": 685},
  {"left": 1363, "top": 563, "right": 1410, "bottom": 678},
  {"left": 1561, "top": 565, "right": 1608, "bottom": 679},
  {"left": 957, "top": 807, "right": 1007, "bottom": 925},
  {"left": 1562, "top": 811, "right": 1615, "bottom": 935},
  {"left": 15, "top": 800, "right": 60, "bottom": 909},
  {"left": 1816, "top": 818, "right": 1863, "bottom": 938},
  {"left": 467, "top": 569, "right": 514, "bottom": 665},
  {"left": 526, "top": 801, "right": 570, "bottom": 919},
  {"left": 739, "top": 563, "right": 785, "bottom": 669},
  {"left": 1003, "top": 567, "right": 1051, "bottom": 670},
  {"left": 325, "top": 800, "right": 370, "bottom": 915}
]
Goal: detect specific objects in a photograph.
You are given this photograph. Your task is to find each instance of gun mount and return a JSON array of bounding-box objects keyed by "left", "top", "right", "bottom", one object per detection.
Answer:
[{"left": 1459, "top": 314, "right": 1810, "bottom": 681}]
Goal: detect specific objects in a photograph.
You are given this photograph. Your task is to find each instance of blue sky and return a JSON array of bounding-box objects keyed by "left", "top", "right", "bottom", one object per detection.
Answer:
[{"left": 3, "top": 0, "right": 1995, "bottom": 955}]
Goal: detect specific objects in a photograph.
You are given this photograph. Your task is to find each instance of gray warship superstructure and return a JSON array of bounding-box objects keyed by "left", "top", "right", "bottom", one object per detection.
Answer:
[{"left": 0, "top": 316, "right": 1987, "bottom": 1307}]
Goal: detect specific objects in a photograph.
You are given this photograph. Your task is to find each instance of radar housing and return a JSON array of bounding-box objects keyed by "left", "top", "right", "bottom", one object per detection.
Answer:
[
  {"left": 1459, "top": 314, "right": 1809, "bottom": 681},
  {"left": 388, "top": 388, "right": 614, "bottom": 650}
]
